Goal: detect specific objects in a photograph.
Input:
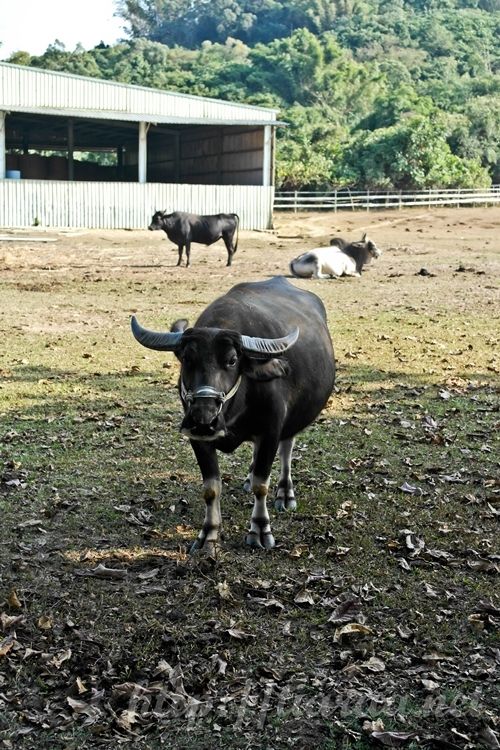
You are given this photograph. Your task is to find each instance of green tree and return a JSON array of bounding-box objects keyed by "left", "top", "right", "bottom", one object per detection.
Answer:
[
  {"left": 447, "top": 96, "right": 500, "bottom": 180},
  {"left": 342, "top": 115, "right": 491, "bottom": 188},
  {"left": 276, "top": 104, "right": 347, "bottom": 188},
  {"left": 4, "top": 0, "right": 499, "bottom": 189}
]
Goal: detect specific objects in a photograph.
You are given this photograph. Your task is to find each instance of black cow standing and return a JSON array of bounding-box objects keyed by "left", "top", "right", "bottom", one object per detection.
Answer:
[
  {"left": 131, "top": 277, "right": 335, "bottom": 553},
  {"left": 148, "top": 210, "right": 239, "bottom": 267}
]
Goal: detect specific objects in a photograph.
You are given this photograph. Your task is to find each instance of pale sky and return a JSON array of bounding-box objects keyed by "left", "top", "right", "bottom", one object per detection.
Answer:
[{"left": 0, "top": 0, "right": 124, "bottom": 60}]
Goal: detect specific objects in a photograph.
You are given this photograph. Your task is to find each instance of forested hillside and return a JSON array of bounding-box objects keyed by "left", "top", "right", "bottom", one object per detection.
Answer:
[{"left": 3, "top": 0, "right": 500, "bottom": 189}]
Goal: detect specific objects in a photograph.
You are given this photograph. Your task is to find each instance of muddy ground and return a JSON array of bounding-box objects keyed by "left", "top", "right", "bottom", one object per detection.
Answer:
[{"left": 0, "top": 206, "right": 499, "bottom": 750}]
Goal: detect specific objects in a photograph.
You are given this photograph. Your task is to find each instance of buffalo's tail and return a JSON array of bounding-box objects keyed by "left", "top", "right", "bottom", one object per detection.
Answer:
[{"left": 233, "top": 214, "right": 240, "bottom": 254}]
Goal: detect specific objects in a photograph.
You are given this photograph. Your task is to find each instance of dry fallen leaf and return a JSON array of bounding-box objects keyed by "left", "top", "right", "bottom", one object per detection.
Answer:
[
  {"left": 66, "top": 696, "right": 102, "bottom": 724},
  {"left": 478, "top": 725, "right": 500, "bottom": 749},
  {"left": 37, "top": 615, "right": 53, "bottom": 630},
  {"left": 333, "top": 622, "right": 373, "bottom": 643},
  {"left": 327, "top": 598, "right": 362, "bottom": 625},
  {"left": 421, "top": 678, "right": 440, "bottom": 691},
  {"left": 468, "top": 613, "right": 485, "bottom": 631},
  {"left": 361, "top": 656, "right": 386, "bottom": 672},
  {"left": 116, "top": 709, "right": 139, "bottom": 732},
  {"left": 227, "top": 627, "right": 255, "bottom": 640},
  {"left": 0, "top": 634, "right": 15, "bottom": 657},
  {"left": 1, "top": 613, "right": 25, "bottom": 630},
  {"left": 216, "top": 580, "right": 233, "bottom": 600},
  {"left": 294, "top": 589, "right": 315, "bottom": 606},
  {"left": 75, "top": 563, "right": 127, "bottom": 580},
  {"left": 49, "top": 648, "right": 72, "bottom": 668},
  {"left": 8, "top": 589, "right": 22, "bottom": 609},
  {"left": 76, "top": 676, "right": 87, "bottom": 694},
  {"left": 371, "top": 730, "right": 417, "bottom": 746},
  {"left": 363, "top": 718, "right": 385, "bottom": 733}
]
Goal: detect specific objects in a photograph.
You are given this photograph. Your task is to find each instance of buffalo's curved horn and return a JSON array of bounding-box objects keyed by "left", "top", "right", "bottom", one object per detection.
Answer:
[
  {"left": 131, "top": 316, "right": 183, "bottom": 351},
  {"left": 241, "top": 327, "right": 299, "bottom": 357}
]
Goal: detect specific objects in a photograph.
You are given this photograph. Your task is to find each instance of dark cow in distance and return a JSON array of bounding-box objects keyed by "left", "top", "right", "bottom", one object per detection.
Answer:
[
  {"left": 148, "top": 210, "right": 239, "bottom": 267},
  {"left": 131, "top": 277, "right": 335, "bottom": 553},
  {"left": 290, "top": 233, "right": 382, "bottom": 279}
]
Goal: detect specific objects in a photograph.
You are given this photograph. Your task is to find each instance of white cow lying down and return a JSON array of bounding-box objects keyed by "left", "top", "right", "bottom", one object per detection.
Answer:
[{"left": 290, "top": 233, "right": 382, "bottom": 279}]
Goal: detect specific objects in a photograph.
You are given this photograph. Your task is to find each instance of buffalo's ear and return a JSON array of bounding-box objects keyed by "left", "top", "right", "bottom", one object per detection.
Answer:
[
  {"left": 171, "top": 318, "right": 189, "bottom": 333},
  {"left": 242, "top": 357, "right": 290, "bottom": 381}
]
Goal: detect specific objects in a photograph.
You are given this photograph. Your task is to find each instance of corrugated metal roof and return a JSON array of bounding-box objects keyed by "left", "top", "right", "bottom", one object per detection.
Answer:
[
  {"left": 8, "top": 104, "right": 285, "bottom": 127},
  {"left": 0, "top": 62, "right": 280, "bottom": 125}
]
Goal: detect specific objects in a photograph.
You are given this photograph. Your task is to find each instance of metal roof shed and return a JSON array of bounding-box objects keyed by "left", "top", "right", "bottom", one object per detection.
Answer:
[{"left": 0, "top": 62, "right": 281, "bottom": 229}]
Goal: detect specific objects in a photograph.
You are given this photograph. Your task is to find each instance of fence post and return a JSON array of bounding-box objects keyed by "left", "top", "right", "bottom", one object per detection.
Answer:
[
  {"left": 349, "top": 189, "right": 355, "bottom": 211},
  {"left": 399, "top": 191, "right": 402, "bottom": 211},
  {"left": 294, "top": 190, "right": 298, "bottom": 213},
  {"left": 366, "top": 189, "right": 370, "bottom": 212},
  {"left": 334, "top": 189, "right": 337, "bottom": 213}
]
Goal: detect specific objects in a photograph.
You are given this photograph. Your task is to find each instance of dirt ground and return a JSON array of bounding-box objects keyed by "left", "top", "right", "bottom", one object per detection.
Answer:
[
  {"left": 0, "top": 206, "right": 499, "bottom": 750},
  {"left": 0, "top": 205, "right": 498, "bottom": 289},
  {"left": 0, "top": 206, "right": 498, "bottom": 338}
]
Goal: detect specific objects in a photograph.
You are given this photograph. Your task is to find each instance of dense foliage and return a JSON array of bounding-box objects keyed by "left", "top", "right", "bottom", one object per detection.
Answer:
[{"left": 3, "top": 0, "right": 499, "bottom": 188}]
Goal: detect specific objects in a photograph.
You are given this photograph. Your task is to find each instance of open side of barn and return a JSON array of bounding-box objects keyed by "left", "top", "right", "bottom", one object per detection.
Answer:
[{"left": 0, "top": 63, "right": 281, "bottom": 230}]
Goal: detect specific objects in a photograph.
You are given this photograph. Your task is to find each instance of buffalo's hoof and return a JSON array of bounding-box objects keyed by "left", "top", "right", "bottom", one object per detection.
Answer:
[
  {"left": 275, "top": 497, "right": 297, "bottom": 512},
  {"left": 245, "top": 530, "right": 275, "bottom": 550},
  {"left": 189, "top": 538, "right": 220, "bottom": 559},
  {"left": 189, "top": 538, "right": 203, "bottom": 555}
]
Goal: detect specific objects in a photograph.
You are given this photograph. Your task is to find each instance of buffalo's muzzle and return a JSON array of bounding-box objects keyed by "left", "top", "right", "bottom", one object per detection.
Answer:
[{"left": 180, "top": 403, "right": 226, "bottom": 441}]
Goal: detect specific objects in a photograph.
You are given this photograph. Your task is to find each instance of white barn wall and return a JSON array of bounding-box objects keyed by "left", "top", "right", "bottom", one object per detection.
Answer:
[{"left": 0, "top": 181, "right": 274, "bottom": 230}]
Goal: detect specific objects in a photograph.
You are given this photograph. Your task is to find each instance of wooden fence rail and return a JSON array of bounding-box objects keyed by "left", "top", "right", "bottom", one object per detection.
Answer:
[{"left": 274, "top": 186, "right": 500, "bottom": 212}]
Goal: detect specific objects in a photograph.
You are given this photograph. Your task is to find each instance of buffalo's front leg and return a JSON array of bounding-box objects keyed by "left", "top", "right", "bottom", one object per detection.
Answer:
[
  {"left": 189, "top": 441, "right": 222, "bottom": 554},
  {"left": 176, "top": 244, "right": 184, "bottom": 266},
  {"left": 275, "top": 437, "right": 296, "bottom": 511},
  {"left": 185, "top": 241, "right": 191, "bottom": 268},
  {"left": 243, "top": 441, "right": 259, "bottom": 493},
  {"left": 246, "top": 436, "right": 280, "bottom": 550}
]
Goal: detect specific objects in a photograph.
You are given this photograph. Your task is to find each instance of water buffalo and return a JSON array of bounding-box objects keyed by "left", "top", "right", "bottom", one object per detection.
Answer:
[
  {"left": 148, "top": 210, "right": 239, "bottom": 267},
  {"left": 290, "top": 233, "right": 382, "bottom": 279},
  {"left": 131, "top": 277, "right": 335, "bottom": 553}
]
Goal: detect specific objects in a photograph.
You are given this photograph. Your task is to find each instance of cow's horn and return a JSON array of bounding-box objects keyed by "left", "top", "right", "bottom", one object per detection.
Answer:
[
  {"left": 131, "top": 316, "right": 183, "bottom": 351},
  {"left": 241, "top": 327, "right": 299, "bottom": 357}
]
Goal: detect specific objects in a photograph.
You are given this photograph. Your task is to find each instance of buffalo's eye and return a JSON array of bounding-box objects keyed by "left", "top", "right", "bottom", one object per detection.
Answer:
[
  {"left": 226, "top": 355, "right": 238, "bottom": 368},
  {"left": 182, "top": 347, "right": 197, "bottom": 366}
]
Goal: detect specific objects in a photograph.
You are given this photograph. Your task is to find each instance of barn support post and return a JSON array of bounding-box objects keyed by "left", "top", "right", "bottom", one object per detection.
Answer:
[
  {"left": 0, "top": 111, "right": 6, "bottom": 179},
  {"left": 271, "top": 126, "right": 276, "bottom": 187},
  {"left": 138, "top": 121, "right": 148, "bottom": 184},
  {"left": 263, "top": 125, "right": 272, "bottom": 187},
  {"left": 67, "top": 118, "right": 74, "bottom": 181}
]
